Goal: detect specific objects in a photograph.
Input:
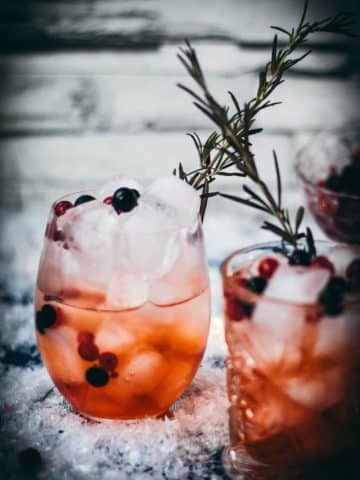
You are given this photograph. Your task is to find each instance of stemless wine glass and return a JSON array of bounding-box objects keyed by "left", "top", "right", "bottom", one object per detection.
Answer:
[
  {"left": 296, "top": 128, "right": 360, "bottom": 244},
  {"left": 35, "top": 187, "right": 210, "bottom": 420},
  {"left": 221, "top": 241, "right": 360, "bottom": 479}
]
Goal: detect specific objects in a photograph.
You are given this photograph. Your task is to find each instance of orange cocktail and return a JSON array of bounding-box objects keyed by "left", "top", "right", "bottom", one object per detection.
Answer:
[{"left": 35, "top": 177, "right": 210, "bottom": 419}]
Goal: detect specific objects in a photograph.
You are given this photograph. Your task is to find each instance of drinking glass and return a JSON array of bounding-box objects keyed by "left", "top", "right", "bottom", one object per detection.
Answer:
[
  {"left": 35, "top": 190, "right": 210, "bottom": 420},
  {"left": 221, "top": 241, "right": 360, "bottom": 478}
]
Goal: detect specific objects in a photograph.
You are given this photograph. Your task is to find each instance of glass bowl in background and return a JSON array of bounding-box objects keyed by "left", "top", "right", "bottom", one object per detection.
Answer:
[
  {"left": 35, "top": 188, "right": 210, "bottom": 420},
  {"left": 221, "top": 241, "right": 360, "bottom": 478},
  {"left": 296, "top": 129, "right": 360, "bottom": 244}
]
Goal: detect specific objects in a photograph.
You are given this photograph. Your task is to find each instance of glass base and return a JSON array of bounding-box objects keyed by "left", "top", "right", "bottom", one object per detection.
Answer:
[{"left": 222, "top": 447, "right": 301, "bottom": 480}]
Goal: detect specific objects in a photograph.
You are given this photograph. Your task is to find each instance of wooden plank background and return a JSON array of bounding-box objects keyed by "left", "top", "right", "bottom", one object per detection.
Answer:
[{"left": 0, "top": 0, "right": 359, "bottom": 206}]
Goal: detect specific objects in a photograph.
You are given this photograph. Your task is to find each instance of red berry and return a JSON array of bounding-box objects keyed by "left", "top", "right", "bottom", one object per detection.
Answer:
[
  {"left": 226, "top": 297, "right": 244, "bottom": 321},
  {"left": 311, "top": 255, "right": 335, "bottom": 275},
  {"left": 54, "top": 200, "right": 73, "bottom": 217},
  {"left": 258, "top": 257, "right": 279, "bottom": 279},
  {"left": 103, "top": 196, "right": 113, "bottom": 205},
  {"left": 78, "top": 342, "right": 99, "bottom": 361},
  {"left": 99, "top": 352, "right": 118, "bottom": 371},
  {"left": 318, "top": 192, "right": 339, "bottom": 216},
  {"left": 77, "top": 331, "right": 94, "bottom": 345}
]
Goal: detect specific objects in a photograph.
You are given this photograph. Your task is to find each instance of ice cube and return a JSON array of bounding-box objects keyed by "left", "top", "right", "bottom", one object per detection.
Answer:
[
  {"left": 105, "top": 271, "right": 148, "bottom": 309},
  {"left": 263, "top": 264, "right": 331, "bottom": 304},
  {"left": 124, "top": 202, "right": 180, "bottom": 279},
  {"left": 116, "top": 348, "right": 169, "bottom": 396},
  {"left": 38, "top": 326, "right": 86, "bottom": 384},
  {"left": 149, "top": 226, "right": 208, "bottom": 305},
  {"left": 144, "top": 176, "right": 200, "bottom": 228},
  {"left": 96, "top": 319, "right": 136, "bottom": 355},
  {"left": 328, "top": 245, "right": 360, "bottom": 277},
  {"left": 251, "top": 265, "right": 330, "bottom": 366},
  {"left": 280, "top": 367, "right": 345, "bottom": 410},
  {"left": 96, "top": 176, "right": 143, "bottom": 200}
]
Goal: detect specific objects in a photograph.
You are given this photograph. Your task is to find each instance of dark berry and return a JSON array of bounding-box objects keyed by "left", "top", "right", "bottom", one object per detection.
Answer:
[
  {"left": 112, "top": 187, "right": 139, "bottom": 213},
  {"left": 36, "top": 305, "right": 57, "bottom": 334},
  {"left": 242, "top": 303, "right": 254, "bottom": 317},
  {"left": 245, "top": 276, "right": 267, "bottom": 294},
  {"left": 54, "top": 200, "right": 73, "bottom": 217},
  {"left": 74, "top": 194, "right": 96, "bottom": 206},
  {"left": 326, "top": 276, "right": 350, "bottom": 295},
  {"left": 85, "top": 366, "right": 109, "bottom": 387},
  {"left": 346, "top": 258, "right": 360, "bottom": 291},
  {"left": 18, "top": 447, "right": 42, "bottom": 470},
  {"left": 325, "top": 174, "right": 342, "bottom": 192},
  {"left": 131, "top": 189, "right": 140, "bottom": 198},
  {"left": 103, "top": 196, "right": 113, "bottom": 205},
  {"left": 318, "top": 276, "right": 349, "bottom": 317},
  {"left": 258, "top": 257, "right": 279, "bottom": 279},
  {"left": 77, "top": 331, "right": 94, "bottom": 345},
  {"left": 78, "top": 342, "right": 99, "bottom": 361},
  {"left": 288, "top": 250, "right": 311, "bottom": 266},
  {"left": 99, "top": 352, "right": 118, "bottom": 371},
  {"left": 311, "top": 255, "right": 335, "bottom": 275}
]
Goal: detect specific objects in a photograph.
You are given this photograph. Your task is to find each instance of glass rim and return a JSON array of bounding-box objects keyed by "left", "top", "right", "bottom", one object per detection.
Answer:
[
  {"left": 220, "top": 240, "right": 359, "bottom": 309},
  {"left": 295, "top": 162, "right": 360, "bottom": 201},
  {"left": 50, "top": 188, "right": 201, "bottom": 235}
]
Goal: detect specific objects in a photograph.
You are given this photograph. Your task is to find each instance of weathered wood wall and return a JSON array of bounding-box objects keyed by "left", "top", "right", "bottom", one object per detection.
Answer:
[{"left": 0, "top": 0, "right": 359, "bottom": 206}]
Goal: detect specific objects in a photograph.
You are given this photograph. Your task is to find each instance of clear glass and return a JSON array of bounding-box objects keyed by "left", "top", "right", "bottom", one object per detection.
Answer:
[
  {"left": 296, "top": 128, "right": 360, "bottom": 244},
  {"left": 221, "top": 241, "right": 360, "bottom": 478},
  {"left": 35, "top": 191, "right": 210, "bottom": 420}
]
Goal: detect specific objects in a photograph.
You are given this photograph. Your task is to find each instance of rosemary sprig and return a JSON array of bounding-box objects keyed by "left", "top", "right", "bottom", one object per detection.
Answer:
[{"left": 174, "top": 0, "right": 354, "bottom": 246}]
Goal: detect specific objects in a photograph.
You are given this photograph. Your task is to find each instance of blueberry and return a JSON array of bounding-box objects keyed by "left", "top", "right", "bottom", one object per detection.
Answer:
[
  {"left": 36, "top": 304, "right": 57, "bottom": 334},
  {"left": 74, "top": 194, "right": 96, "bottom": 206},
  {"left": 112, "top": 187, "right": 139, "bottom": 213},
  {"left": 325, "top": 276, "right": 350, "bottom": 295},
  {"left": 318, "top": 277, "right": 349, "bottom": 317},
  {"left": 288, "top": 249, "right": 311, "bottom": 266},
  {"left": 245, "top": 277, "right": 267, "bottom": 294},
  {"left": 85, "top": 366, "right": 109, "bottom": 387}
]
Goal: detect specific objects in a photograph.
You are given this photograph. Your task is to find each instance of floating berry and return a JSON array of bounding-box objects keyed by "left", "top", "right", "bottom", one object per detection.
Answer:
[
  {"left": 245, "top": 276, "right": 267, "bottom": 294},
  {"left": 18, "top": 447, "right": 42, "bottom": 470},
  {"left": 74, "top": 194, "right": 96, "bottom": 206},
  {"left": 54, "top": 200, "right": 73, "bottom": 217},
  {"left": 226, "top": 298, "right": 244, "bottom": 321},
  {"left": 85, "top": 366, "right": 109, "bottom": 387},
  {"left": 112, "top": 187, "right": 139, "bottom": 213},
  {"left": 77, "top": 331, "right": 94, "bottom": 345},
  {"left": 311, "top": 255, "right": 335, "bottom": 275},
  {"left": 36, "top": 304, "right": 57, "bottom": 334},
  {"left": 346, "top": 258, "right": 360, "bottom": 291},
  {"left": 103, "top": 196, "right": 113, "bottom": 205},
  {"left": 78, "top": 342, "right": 99, "bottom": 361},
  {"left": 258, "top": 257, "right": 279, "bottom": 279},
  {"left": 99, "top": 352, "right": 118, "bottom": 371},
  {"left": 288, "top": 250, "right": 311, "bottom": 266}
]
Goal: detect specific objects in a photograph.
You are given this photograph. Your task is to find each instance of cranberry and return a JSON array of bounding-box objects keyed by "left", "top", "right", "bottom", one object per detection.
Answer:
[
  {"left": 103, "top": 196, "right": 113, "bottom": 205},
  {"left": 318, "top": 192, "right": 339, "bottom": 216},
  {"left": 258, "top": 257, "right": 279, "bottom": 279},
  {"left": 54, "top": 200, "right": 73, "bottom": 217},
  {"left": 85, "top": 366, "right": 109, "bottom": 387},
  {"left": 112, "top": 187, "right": 139, "bottom": 213},
  {"left": 311, "top": 255, "right": 335, "bottom": 274},
  {"left": 99, "top": 352, "right": 118, "bottom": 371},
  {"left": 74, "top": 194, "right": 96, "bottom": 206},
  {"left": 226, "top": 298, "right": 244, "bottom": 321},
  {"left": 346, "top": 258, "right": 360, "bottom": 291},
  {"left": 77, "top": 331, "right": 94, "bottom": 345},
  {"left": 78, "top": 342, "right": 99, "bottom": 361}
]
